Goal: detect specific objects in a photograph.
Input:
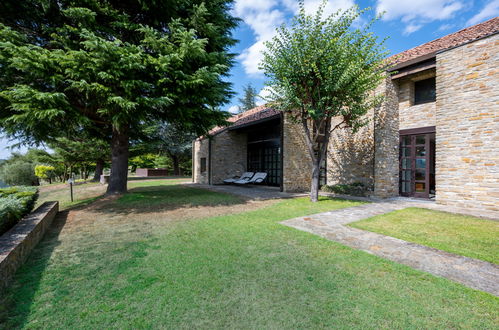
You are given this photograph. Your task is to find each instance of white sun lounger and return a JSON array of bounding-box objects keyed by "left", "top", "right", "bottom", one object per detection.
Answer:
[
  {"left": 223, "top": 172, "right": 254, "bottom": 184},
  {"left": 234, "top": 172, "right": 267, "bottom": 185}
]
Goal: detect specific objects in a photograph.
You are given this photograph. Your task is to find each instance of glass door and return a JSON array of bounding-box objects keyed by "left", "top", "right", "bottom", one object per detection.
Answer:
[{"left": 399, "top": 132, "right": 435, "bottom": 198}]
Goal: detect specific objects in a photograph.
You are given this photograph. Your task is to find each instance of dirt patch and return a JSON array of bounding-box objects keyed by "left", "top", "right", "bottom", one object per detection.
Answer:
[{"left": 58, "top": 197, "right": 278, "bottom": 236}]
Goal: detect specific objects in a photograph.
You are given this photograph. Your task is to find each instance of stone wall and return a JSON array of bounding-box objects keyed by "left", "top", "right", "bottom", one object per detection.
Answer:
[
  {"left": 282, "top": 114, "right": 312, "bottom": 192},
  {"left": 374, "top": 76, "right": 400, "bottom": 198},
  {"left": 193, "top": 138, "right": 210, "bottom": 184},
  {"left": 435, "top": 33, "right": 499, "bottom": 211},
  {"left": 397, "top": 69, "right": 437, "bottom": 130},
  {"left": 0, "top": 201, "right": 59, "bottom": 292},
  {"left": 210, "top": 130, "right": 247, "bottom": 184},
  {"left": 326, "top": 114, "right": 374, "bottom": 189}
]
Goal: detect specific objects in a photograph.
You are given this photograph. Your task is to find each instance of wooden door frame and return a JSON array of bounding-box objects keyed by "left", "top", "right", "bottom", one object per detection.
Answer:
[{"left": 399, "top": 126, "right": 435, "bottom": 199}]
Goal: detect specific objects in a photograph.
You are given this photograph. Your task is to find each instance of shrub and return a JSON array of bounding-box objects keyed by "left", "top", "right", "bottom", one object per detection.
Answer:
[
  {"left": 321, "top": 182, "right": 367, "bottom": 197},
  {"left": 0, "top": 161, "right": 38, "bottom": 186},
  {"left": 0, "top": 186, "right": 39, "bottom": 235}
]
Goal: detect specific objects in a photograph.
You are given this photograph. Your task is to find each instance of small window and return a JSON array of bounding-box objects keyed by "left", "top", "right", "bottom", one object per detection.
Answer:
[
  {"left": 414, "top": 77, "right": 436, "bottom": 104},
  {"left": 200, "top": 157, "right": 207, "bottom": 173}
]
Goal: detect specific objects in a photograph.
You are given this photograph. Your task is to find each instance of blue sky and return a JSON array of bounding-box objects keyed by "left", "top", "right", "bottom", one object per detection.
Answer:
[{"left": 1, "top": 0, "right": 498, "bottom": 159}]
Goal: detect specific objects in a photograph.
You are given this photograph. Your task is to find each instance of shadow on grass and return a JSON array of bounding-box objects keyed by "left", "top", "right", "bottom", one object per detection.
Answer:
[
  {"left": 127, "top": 176, "right": 191, "bottom": 181},
  {"left": 93, "top": 185, "right": 248, "bottom": 215},
  {"left": 0, "top": 211, "right": 68, "bottom": 328}
]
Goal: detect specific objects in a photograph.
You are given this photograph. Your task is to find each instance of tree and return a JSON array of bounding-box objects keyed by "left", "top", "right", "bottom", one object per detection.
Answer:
[
  {"left": 238, "top": 83, "right": 257, "bottom": 113},
  {"left": 144, "top": 122, "right": 196, "bottom": 176},
  {"left": 261, "top": 1, "right": 389, "bottom": 202},
  {"left": 0, "top": 0, "right": 236, "bottom": 194},
  {"left": 35, "top": 165, "right": 56, "bottom": 184},
  {"left": 0, "top": 160, "right": 38, "bottom": 186}
]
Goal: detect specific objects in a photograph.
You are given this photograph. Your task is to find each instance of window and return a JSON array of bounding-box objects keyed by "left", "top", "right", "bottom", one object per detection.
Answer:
[
  {"left": 200, "top": 157, "right": 207, "bottom": 173},
  {"left": 414, "top": 77, "right": 436, "bottom": 104}
]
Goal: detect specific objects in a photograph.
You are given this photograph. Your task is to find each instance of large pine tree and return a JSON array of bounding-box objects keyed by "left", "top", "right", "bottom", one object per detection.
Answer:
[{"left": 0, "top": 0, "right": 237, "bottom": 194}]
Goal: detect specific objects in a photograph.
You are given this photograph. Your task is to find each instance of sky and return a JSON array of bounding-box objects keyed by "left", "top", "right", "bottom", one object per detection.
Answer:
[{"left": 1, "top": 0, "right": 498, "bottom": 159}]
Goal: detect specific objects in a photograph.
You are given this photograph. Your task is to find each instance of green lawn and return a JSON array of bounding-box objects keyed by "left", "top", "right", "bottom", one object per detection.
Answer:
[
  {"left": 1, "top": 182, "right": 497, "bottom": 328},
  {"left": 349, "top": 207, "right": 499, "bottom": 264}
]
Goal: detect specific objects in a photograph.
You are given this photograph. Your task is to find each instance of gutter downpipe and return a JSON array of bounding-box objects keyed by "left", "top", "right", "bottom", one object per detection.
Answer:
[{"left": 208, "top": 138, "right": 212, "bottom": 185}]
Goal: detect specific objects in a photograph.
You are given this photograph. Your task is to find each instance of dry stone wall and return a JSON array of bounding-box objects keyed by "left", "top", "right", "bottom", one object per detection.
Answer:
[{"left": 210, "top": 130, "right": 247, "bottom": 184}]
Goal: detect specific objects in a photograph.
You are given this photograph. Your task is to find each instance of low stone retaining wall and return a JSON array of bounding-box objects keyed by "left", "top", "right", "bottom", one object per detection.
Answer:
[{"left": 0, "top": 201, "right": 59, "bottom": 291}]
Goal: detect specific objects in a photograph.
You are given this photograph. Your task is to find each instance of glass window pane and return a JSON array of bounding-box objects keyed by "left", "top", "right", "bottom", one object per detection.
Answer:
[
  {"left": 415, "top": 182, "right": 425, "bottom": 192},
  {"left": 401, "top": 147, "right": 411, "bottom": 157},
  {"left": 401, "top": 181, "right": 411, "bottom": 193},
  {"left": 415, "top": 169, "right": 425, "bottom": 181},
  {"left": 416, "top": 159, "right": 426, "bottom": 168},
  {"left": 402, "top": 158, "right": 411, "bottom": 169},
  {"left": 402, "top": 170, "right": 411, "bottom": 181},
  {"left": 416, "top": 146, "right": 426, "bottom": 157},
  {"left": 401, "top": 136, "right": 411, "bottom": 146},
  {"left": 416, "top": 135, "right": 426, "bottom": 145}
]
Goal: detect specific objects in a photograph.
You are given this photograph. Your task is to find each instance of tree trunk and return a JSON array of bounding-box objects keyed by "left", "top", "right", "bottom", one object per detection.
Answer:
[
  {"left": 93, "top": 159, "right": 104, "bottom": 181},
  {"left": 172, "top": 155, "right": 180, "bottom": 176},
  {"left": 310, "top": 158, "right": 321, "bottom": 202},
  {"left": 106, "top": 126, "right": 129, "bottom": 195}
]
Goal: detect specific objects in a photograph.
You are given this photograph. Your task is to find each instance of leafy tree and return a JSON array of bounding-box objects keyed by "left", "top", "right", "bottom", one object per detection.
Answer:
[
  {"left": 0, "top": 0, "right": 236, "bottom": 194},
  {"left": 238, "top": 83, "right": 257, "bottom": 113},
  {"left": 261, "top": 1, "right": 389, "bottom": 202},
  {"left": 145, "top": 122, "right": 196, "bottom": 176},
  {"left": 0, "top": 161, "right": 38, "bottom": 186},
  {"left": 35, "top": 165, "right": 56, "bottom": 184},
  {"left": 49, "top": 137, "right": 109, "bottom": 181}
]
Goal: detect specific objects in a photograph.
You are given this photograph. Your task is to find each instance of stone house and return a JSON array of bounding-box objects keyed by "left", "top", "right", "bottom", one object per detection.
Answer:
[{"left": 193, "top": 17, "right": 499, "bottom": 212}]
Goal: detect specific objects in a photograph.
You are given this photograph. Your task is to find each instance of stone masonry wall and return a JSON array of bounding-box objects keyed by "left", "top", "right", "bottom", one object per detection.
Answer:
[
  {"left": 210, "top": 130, "right": 247, "bottom": 184},
  {"left": 282, "top": 114, "right": 312, "bottom": 192},
  {"left": 398, "top": 69, "right": 437, "bottom": 130},
  {"left": 435, "top": 33, "right": 499, "bottom": 211},
  {"left": 326, "top": 113, "right": 374, "bottom": 189},
  {"left": 374, "top": 76, "right": 400, "bottom": 198},
  {"left": 193, "top": 138, "right": 210, "bottom": 184}
]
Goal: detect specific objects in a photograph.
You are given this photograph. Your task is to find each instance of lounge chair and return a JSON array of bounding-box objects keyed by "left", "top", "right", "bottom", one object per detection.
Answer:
[
  {"left": 234, "top": 172, "right": 267, "bottom": 185},
  {"left": 223, "top": 172, "right": 254, "bottom": 184}
]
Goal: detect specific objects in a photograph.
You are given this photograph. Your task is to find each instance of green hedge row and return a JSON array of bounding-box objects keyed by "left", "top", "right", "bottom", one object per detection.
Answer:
[
  {"left": 321, "top": 182, "right": 367, "bottom": 197},
  {"left": 0, "top": 186, "right": 39, "bottom": 236}
]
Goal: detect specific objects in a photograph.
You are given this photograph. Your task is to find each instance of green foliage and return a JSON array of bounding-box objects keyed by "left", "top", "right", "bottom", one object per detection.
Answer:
[
  {"left": 0, "top": 160, "right": 38, "bottom": 186},
  {"left": 0, "top": 0, "right": 236, "bottom": 142},
  {"left": 261, "top": 1, "right": 389, "bottom": 125},
  {"left": 0, "top": 185, "right": 38, "bottom": 235},
  {"left": 238, "top": 83, "right": 257, "bottom": 112},
  {"left": 260, "top": 0, "right": 390, "bottom": 201},
  {"left": 322, "top": 182, "right": 366, "bottom": 196},
  {"left": 129, "top": 153, "right": 158, "bottom": 172}
]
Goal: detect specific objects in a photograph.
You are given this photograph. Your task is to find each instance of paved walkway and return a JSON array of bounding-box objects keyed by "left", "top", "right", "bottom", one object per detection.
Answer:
[{"left": 281, "top": 200, "right": 499, "bottom": 296}]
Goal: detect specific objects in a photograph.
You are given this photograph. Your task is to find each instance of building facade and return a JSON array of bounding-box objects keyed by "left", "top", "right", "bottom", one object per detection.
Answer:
[{"left": 193, "top": 18, "right": 499, "bottom": 213}]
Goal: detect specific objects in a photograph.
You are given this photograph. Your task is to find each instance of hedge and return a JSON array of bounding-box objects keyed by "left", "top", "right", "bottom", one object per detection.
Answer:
[
  {"left": 0, "top": 186, "right": 39, "bottom": 236},
  {"left": 321, "top": 182, "right": 367, "bottom": 197}
]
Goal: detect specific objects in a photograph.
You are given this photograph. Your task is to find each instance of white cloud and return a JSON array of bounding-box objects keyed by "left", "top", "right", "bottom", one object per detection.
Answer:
[
  {"left": 404, "top": 23, "right": 423, "bottom": 35},
  {"left": 235, "top": 0, "right": 356, "bottom": 76},
  {"left": 282, "top": 0, "right": 355, "bottom": 16},
  {"left": 376, "top": 0, "right": 465, "bottom": 34},
  {"left": 466, "top": 0, "right": 499, "bottom": 26},
  {"left": 255, "top": 87, "right": 274, "bottom": 105},
  {"left": 228, "top": 105, "right": 239, "bottom": 113}
]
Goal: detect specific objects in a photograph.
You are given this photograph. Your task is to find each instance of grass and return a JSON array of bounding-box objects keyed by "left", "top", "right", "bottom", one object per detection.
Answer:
[
  {"left": 349, "top": 207, "right": 499, "bottom": 264},
  {"left": 36, "top": 177, "right": 190, "bottom": 210},
  {"left": 1, "top": 182, "right": 498, "bottom": 328}
]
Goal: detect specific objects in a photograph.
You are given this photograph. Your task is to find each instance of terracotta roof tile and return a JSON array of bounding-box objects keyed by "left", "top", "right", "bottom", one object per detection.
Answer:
[
  {"left": 389, "top": 17, "right": 499, "bottom": 67},
  {"left": 204, "top": 105, "right": 279, "bottom": 137}
]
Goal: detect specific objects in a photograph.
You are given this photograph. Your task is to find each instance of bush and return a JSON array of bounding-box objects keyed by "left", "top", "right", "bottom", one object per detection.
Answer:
[
  {"left": 0, "top": 186, "right": 39, "bottom": 235},
  {"left": 321, "top": 182, "right": 367, "bottom": 197},
  {"left": 0, "top": 161, "right": 38, "bottom": 186}
]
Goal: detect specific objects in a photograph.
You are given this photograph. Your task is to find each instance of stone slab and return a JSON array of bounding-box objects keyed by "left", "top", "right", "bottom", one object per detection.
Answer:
[{"left": 281, "top": 201, "right": 499, "bottom": 296}]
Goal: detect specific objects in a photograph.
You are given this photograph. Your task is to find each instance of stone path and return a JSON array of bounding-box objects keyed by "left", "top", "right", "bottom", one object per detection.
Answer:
[{"left": 281, "top": 200, "right": 499, "bottom": 296}]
